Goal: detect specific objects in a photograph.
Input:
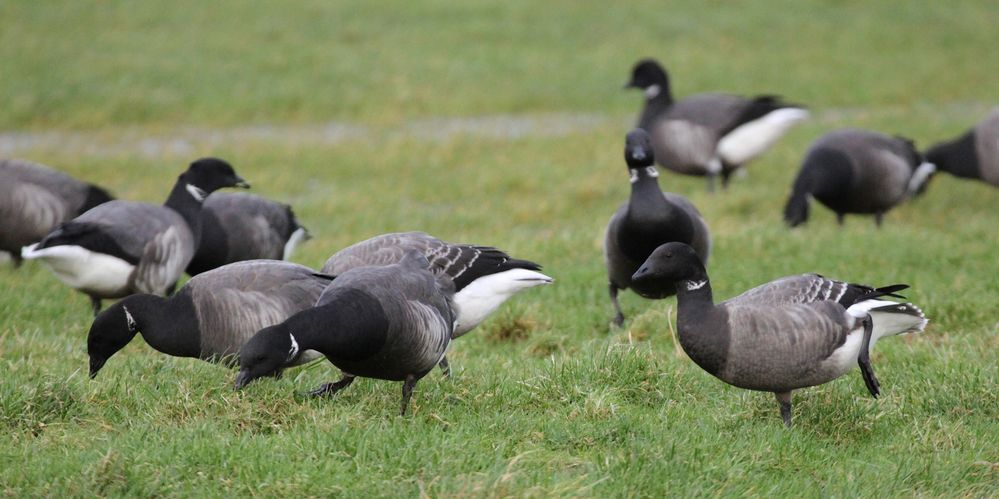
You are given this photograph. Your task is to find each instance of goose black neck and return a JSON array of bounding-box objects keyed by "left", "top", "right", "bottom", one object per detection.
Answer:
[
  {"left": 125, "top": 293, "right": 201, "bottom": 358},
  {"left": 638, "top": 93, "right": 672, "bottom": 130},
  {"left": 163, "top": 175, "right": 206, "bottom": 245},
  {"left": 622, "top": 174, "right": 694, "bottom": 256},
  {"left": 673, "top": 266, "right": 715, "bottom": 310},
  {"left": 927, "top": 131, "right": 979, "bottom": 179},
  {"left": 283, "top": 288, "right": 389, "bottom": 361},
  {"left": 673, "top": 269, "right": 728, "bottom": 377}
]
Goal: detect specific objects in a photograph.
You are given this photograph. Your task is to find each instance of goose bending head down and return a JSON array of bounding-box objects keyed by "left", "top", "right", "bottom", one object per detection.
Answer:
[
  {"left": 236, "top": 250, "right": 455, "bottom": 416},
  {"left": 21, "top": 158, "right": 248, "bottom": 316},
  {"left": 87, "top": 260, "right": 330, "bottom": 378},
  {"left": 631, "top": 242, "right": 928, "bottom": 426}
]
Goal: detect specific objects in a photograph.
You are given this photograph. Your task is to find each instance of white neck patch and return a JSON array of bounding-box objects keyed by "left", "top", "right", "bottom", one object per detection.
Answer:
[
  {"left": 644, "top": 84, "right": 661, "bottom": 99},
  {"left": 186, "top": 184, "right": 207, "bottom": 202},
  {"left": 685, "top": 279, "right": 707, "bottom": 291},
  {"left": 286, "top": 333, "right": 300, "bottom": 362},
  {"left": 628, "top": 167, "right": 659, "bottom": 183},
  {"left": 908, "top": 162, "right": 937, "bottom": 194},
  {"left": 122, "top": 306, "right": 137, "bottom": 332}
]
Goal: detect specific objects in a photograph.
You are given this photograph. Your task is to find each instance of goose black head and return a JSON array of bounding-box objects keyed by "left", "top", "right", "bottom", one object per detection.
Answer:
[
  {"left": 234, "top": 324, "right": 294, "bottom": 390},
  {"left": 87, "top": 301, "right": 141, "bottom": 378},
  {"left": 183, "top": 157, "right": 250, "bottom": 196},
  {"left": 625, "top": 59, "right": 670, "bottom": 97},
  {"left": 625, "top": 128, "right": 655, "bottom": 168},
  {"left": 631, "top": 242, "right": 703, "bottom": 285}
]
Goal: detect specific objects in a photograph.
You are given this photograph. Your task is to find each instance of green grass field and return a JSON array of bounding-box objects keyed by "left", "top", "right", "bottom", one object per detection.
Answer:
[{"left": 2, "top": 1, "right": 997, "bottom": 496}]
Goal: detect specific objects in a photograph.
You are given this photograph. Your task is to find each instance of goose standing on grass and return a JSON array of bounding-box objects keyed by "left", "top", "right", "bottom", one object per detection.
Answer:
[
  {"left": 236, "top": 250, "right": 455, "bottom": 416},
  {"left": 186, "top": 192, "right": 311, "bottom": 275},
  {"left": 924, "top": 108, "right": 999, "bottom": 187},
  {"left": 22, "top": 158, "right": 248, "bottom": 316},
  {"left": 0, "top": 159, "right": 113, "bottom": 266},
  {"left": 625, "top": 59, "right": 809, "bottom": 191},
  {"left": 784, "top": 129, "right": 935, "bottom": 227},
  {"left": 87, "top": 260, "right": 330, "bottom": 378},
  {"left": 321, "top": 231, "right": 552, "bottom": 375},
  {"left": 632, "top": 242, "right": 928, "bottom": 426},
  {"left": 604, "top": 129, "right": 711, "bottom": 326}
]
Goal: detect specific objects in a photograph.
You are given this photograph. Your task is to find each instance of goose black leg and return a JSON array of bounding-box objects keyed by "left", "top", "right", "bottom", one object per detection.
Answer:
[
  {"left": 775, "top": 391, "right": 793, "bottom": 427},
  {"left": 858, "top": 314, "right": 881, "bottom": 398},
  {"left": 720, "top": 170, "right": 734, "bottom": 190},
  {"left": 874, "top": 212, "right": 884, "bottom": 228},
  {"left": 705, "top": 173, "right": 717, "bottom": 193},
  {"left": 89, "top": 295, "right": 102, "bottom": 317},
  {"left": 400, "top": 374, "right": 419, "bottom": 416},
  {"left": 438, "top": 356, "right": 451, "bottom": 378},
  {"left": 836, "top": 213, "right": 845, "bottom": 226},
  {"left": 609, "top": 283, "right": 625, "bottom": 327},
  {"left": 308, "top": 374, "right": 355, "bottom": 398}
]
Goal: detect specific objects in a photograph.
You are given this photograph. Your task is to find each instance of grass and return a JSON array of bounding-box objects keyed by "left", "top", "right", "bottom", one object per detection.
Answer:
[{"left": 2, "top": 0, "right": 998, "bottom": 496}]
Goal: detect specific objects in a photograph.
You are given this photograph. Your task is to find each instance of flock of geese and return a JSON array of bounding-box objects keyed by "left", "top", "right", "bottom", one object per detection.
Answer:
[{"left": 3, "top": 58, "right": 996, "bottom": 425}]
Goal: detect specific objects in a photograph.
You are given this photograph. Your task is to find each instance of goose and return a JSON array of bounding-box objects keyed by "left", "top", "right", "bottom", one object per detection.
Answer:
[
  {"left": 604, "top": 129, "right": 711, "bottom": 326},
  {"left": 625, "top": 59, "right": 809, "bottom": 191},
  {"left": 631, "top": 242, "right": 928, "bottom": 426},
  {"left": 924, "top": 108, "right": 999, "bottom": 187},
  {"left": 784, "top": 129, "right": 935, "bottom": 227},
  {"left": 21, "top": 158, "right": 248, "bottom": 316},
  {"left": 87, "top": 259, "right": 331, "bottom": 378},
  {"left": 0, "top": 159, "right": 113, "bottom": 266},
  {"left": 186, "top": 192, "right": 311, "bottom": 275},
  {"left": 321, "top": 231, "right": 552, "bottom": 374},
  {"left": 236, "top": 250, "right": 454, "bottom": 416}
]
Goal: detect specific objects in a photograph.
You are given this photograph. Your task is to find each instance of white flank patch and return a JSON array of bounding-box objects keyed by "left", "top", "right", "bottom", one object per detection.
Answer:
[
  {"left": 185, "top": 184, "right": 207, "bottom": 202},
  {"left": 718, "top": 108, "right": 810, "bottom": 165},
  {"left": 823, "top": 327, "right": 866, "bottom": 376},
  {"left": 685, "top": 279, "right": 707, "bottom": 291},
  {"left": 21, "top": 243, "right": 133, "bottom": 295},
  {"left": 907, "top": 162, "right": 937, "bottom": 194},
  {"left": 644, "top": 84, "right": 661, "bottom": 99},
  {"left": 282, "top": 227, "right": 309, "bottom": 260},
  {"left": 453, "top": 268, "right": 553, "bottom": 336}
]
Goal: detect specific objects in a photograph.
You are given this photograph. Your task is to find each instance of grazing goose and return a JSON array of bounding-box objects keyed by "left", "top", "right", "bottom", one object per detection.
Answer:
[
  {"left": 322, "top": 231, "right": 551, "bottom": 374},
  {"left": 626, "top": 59, "right": 809, "bottom": 191},
  {"left": 924, "top": 108, "right": 999, "bottom": 187},
  {"left": 186, "top": 192, "right": 311, "bottom": 275},
  {"left": 0, "top": 159, "right": 113, "bottom": 266},
  {"left": 22, "top": 158, "right": 248, "bottom": 316},
  {"left": 236, "top": 250, "right": 455, "bottom": 416},
  {"left": 604, "top": 129, "right": 711, "bottom": 326},
  {"left": 784, "top": 129, "right": 934, "bottom": 227},
  {"left": 87, "top": 260, "right": 330, "bottom": 377},
  {"left": 632, "top": 242, "right": 927, "bottom": 426}
]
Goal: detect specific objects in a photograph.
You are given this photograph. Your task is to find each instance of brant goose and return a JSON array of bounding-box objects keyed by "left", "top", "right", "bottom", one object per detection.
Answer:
[
  {"left": 236, "top": 250, "right": 454, "bottom": 416},
  {"left": 604, "top": 129, "right": 711, "bottom": 326},
  {"left": 186, "top": 192, "right": 311, "bottom": 275},
  {"left": 0, "top": 159, "right": 112, "bottom": 266},
  {"left": 626, "top": 59, "right": 808, "bottom": 191},
  {"left": 322, "top": 231, "right": 552, "bottom": 375},
  {"left": 632, "top": 242, "right": 928, "bottom": 426},
  {"left": 22, "top": 158, "right": 248, "bottom": 315},
  {"left": 87, "top": 259, "right": 331, "bottom": 377},
  {"left": 924, "top": 108, "right": 999, "bottom": 187},
  {"left": 784, "top": 129, "right": 934, "bottom": 227}
]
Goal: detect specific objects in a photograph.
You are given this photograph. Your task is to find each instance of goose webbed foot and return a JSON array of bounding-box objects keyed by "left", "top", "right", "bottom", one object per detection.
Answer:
[
  {"left": 400, "top": 374, "right": 419, "bottom": 416},
  {"left": 858, "top": 314, "right": 881, "bottom": 398},
  {"left": 438, "top": 356, "right": 451, "bottom": 378},
  {"left": 775, "top": 391, "right": 793, "bottom": 427},
  {"left": 308, "top": 374, "right": 355, "bottom": 398},
  {"left": 609, "top": 283, "right": 625, "bottom": 327}
]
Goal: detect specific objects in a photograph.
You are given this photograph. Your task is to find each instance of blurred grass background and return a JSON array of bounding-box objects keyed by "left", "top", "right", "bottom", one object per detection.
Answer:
[{"left": 1, "top": 0, "right": 997, "bottom": 496}]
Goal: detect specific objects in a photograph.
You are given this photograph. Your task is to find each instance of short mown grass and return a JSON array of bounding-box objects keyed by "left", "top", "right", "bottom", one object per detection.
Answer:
[{"left": 2, "top": 1, "right": 997, "bottom": 496}]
